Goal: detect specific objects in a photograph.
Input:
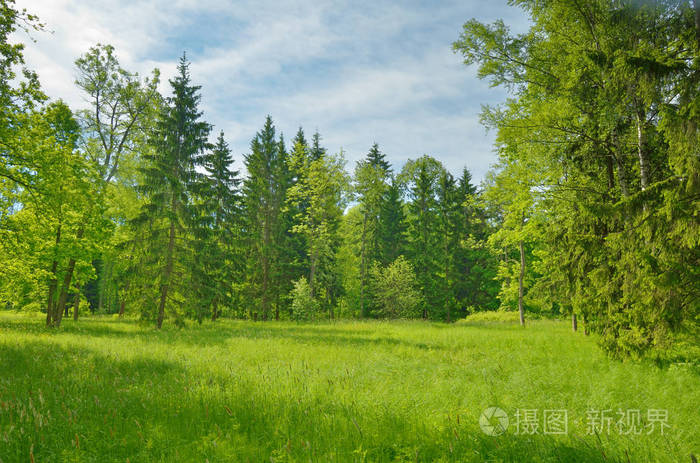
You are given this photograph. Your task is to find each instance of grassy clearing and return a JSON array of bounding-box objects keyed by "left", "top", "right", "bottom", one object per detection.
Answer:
[{"left": 0, "top": 312, "right": 697, "bottom": 462}]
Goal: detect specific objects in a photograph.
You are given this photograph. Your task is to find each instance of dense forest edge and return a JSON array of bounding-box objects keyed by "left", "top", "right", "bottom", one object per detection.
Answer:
[{"left": 0, "top": 0, "right": 698, "bottom": 362}]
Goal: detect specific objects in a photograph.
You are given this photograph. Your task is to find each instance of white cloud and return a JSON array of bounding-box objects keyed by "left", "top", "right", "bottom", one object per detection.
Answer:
[{"left": 14, "top": 0, "right": 530, "bottom": 183}]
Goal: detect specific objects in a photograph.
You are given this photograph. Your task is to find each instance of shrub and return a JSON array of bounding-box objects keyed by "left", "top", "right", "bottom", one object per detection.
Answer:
[
  {"left": 371, "top": 256, "right": 422, "bottom": 319},
  {"left": 289, "top": 277, "right": 320, "bottom": 321}
]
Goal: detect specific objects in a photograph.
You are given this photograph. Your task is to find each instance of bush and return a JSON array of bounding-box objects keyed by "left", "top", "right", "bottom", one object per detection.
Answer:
[
  {"left": 455, "top": 310, "right": 545, "bottom": 325},
  {"left": 289, "top": 277, "right": 320, "bottom": 321},
  {"left": 371, "top": 256, "right": 422, "bottom": 319}
]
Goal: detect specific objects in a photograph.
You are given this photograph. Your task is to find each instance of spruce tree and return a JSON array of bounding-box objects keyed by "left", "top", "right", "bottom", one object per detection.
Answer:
[
  {"left": 366, "top": 142, "right": 391, "bottom": 174},
  {"left": 436, "top": 170, "right": 460, "bottom": 322},
  {"left": 400, "top": 155, "right": 443, "bottom": 319},
  {"left": 243, "top": 116, "right": 287, "bottom": 320},
  {"left": 194, "top": 131, "right": 242, "bottom": 321},
  {"left": 134, "top": 54, "right": 211, "bottom": 328},
  {"left": 309, "top": 131, "right": 326, "bottom": 162},
  {"left": 353, "top": 142, "right": 393, "bottom": 316},
  {"left": 285, "top": 128, "right": 312, "bottom": 286},
  {"left": 377, "top": 177, "right": 407, "bottom": 266}
]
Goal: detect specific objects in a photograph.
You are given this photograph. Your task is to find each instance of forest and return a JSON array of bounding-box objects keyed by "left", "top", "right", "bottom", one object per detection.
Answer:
[
  {"left": 1, "top": 1, "right": 699, "bottom": 359},
  {"left": 0, "top": 0, "right": 699, "bottom": 461}
]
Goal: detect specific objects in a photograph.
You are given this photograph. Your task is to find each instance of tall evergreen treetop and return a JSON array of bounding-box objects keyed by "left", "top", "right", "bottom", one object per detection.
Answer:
[
  {"left": 201, "top": 131, "right": 241, "bottom": 225},
  {"left": 366, "top": 142, "right": 391, "bottom": 174},
  {"left": 310, "top": 131, "right": 326, "bottom": 161},
  {"left": 290, "top": 127, "right": 309, "bottom": 175},
  {"left": 458, "top": 167, "right": 477, "bottom": 197}
]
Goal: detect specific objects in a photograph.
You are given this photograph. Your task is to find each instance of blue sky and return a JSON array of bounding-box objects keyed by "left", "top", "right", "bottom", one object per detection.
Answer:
[{"left": 17, "top": 0, "right": 529, "bottom": 183}]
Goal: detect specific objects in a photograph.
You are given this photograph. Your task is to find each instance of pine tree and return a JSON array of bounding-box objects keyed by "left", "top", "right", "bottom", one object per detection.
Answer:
[{"left": 134, "top": 54, "right": 211, "bottom": 328}]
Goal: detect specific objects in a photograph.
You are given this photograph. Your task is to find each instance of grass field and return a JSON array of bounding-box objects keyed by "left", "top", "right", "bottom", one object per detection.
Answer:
[{"left": 0, "top": 312, "right": 698, "bottom": 462}]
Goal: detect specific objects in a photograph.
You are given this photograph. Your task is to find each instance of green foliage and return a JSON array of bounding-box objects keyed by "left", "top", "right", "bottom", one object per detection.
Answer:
[
  {"left": 287, "top": 138, "right": 349, "bottom": 311},
  {"left": 455, "top": 0, "right": 700, "bottom": 355},
  {"left": 370, "top": 256, "right": 422, "bottom": 319},
  {"left": 376, "top": 177, "right": 407, "bottom": 266},
  {"left": 289, "top": 277, "right": 320, "bottom": 321}
]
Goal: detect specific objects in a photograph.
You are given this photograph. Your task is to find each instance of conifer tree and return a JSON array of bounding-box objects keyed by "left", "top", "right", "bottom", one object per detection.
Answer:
[
  {"left": 366, "top": 142, "right": 391, "bottom": 173},
  {"left": 377, "top": 177, "right": 407, "bottom": 266},
  {"left": 134, "top": 54, "right": 211, "bottom": 328},
  {"left": 243, "top": 116, "right": 287, "bottom": 320},
  {"left": 400, "top": 155, "right": 443, "bottom": 319},
  {"left": 194, "top": 131, "right": 242, "bottom": 321},
  {"left": 436, "top": 170, "right": 460, "bottom": 322},
  {"left": 354, "top": 143, "right": 391, "bottom": 316}
]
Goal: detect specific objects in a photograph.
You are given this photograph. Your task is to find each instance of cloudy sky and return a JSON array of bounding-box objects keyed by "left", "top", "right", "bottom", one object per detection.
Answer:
[{"left": 16, "top": 0, "right": 529, "bottom": 183}]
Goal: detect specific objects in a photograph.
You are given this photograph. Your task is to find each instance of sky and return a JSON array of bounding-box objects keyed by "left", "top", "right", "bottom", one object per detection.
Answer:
[{"left": 15, "top": 0, "right": 530, "bottom": 184}]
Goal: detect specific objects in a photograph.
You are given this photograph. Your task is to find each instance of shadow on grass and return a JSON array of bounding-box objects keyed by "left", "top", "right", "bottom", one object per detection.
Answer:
[{"left": 0, "top": 315, "right": 445, "bottom": 352}]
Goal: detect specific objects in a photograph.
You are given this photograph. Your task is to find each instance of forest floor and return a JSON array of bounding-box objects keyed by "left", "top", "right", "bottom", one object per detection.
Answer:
[{"left": 0, "top": 311, "right": 698, "bottom": 462}]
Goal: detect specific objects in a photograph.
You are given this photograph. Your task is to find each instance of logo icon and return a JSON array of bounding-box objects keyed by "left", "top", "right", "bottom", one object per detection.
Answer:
[{"left": 479, "top": 407, "right": 509, "bottom": 436}]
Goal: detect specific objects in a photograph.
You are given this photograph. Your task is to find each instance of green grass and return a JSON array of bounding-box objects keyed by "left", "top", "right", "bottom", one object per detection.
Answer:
[{"left": 0, "top": 312, "right": 697, "bottom": 462}]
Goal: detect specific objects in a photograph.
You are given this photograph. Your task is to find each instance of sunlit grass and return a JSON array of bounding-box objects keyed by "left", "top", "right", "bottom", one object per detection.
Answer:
[{"left": 0, "top": 312, "right": 697, "bottom": 462}]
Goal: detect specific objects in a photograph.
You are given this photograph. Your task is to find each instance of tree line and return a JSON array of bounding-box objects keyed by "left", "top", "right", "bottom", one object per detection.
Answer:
[{"left": 1, "top": 0, "right": 697, "bottom": 358}]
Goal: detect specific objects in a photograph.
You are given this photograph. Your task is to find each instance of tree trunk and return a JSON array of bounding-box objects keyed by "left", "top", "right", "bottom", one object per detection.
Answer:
[
  {"left": 275, "top": 291, "right": 280, "bottom": 321},
  {"left": 694, "top": 0, "right": 700, "bottom": 51},
  {"left": 46, "top": 276, "right": 57, "bottom": 327},
  {"left": 606, "top": 155, "right": 615, "bottom": 192},
  {"left": 261, "top": 268, "right": 269, "bottom": 321},
  {"left": 329, "top": 295, "right": 334, "bottom": 320},
  {"left": 97, "top": 277, "right": 104, "bottom": 313},
  {"left": 54, "top": 224, "right": 86, "bottom": 324},
  {"left": 635, "top": 107, "right": 649, "bottom": 191},
  {"left": 157, "top": 214, "right": 177, "bottom": 329},
  {"left": 73, "top": 285, "right": 80, "bottom": 321},
  {"left": 54, "top": 256, "right": 78, "bottom": 328},
  {"left": 611, "top": 131, "right": 630, "bottom": 198},
  {"left": 359, "top": 213, "right": 368, "bottom": 317},
  {"left": 518, "top": 240, "right": 525, "bottom": 326},
  {"left": 261, "top": 220, "right": 270, "bottom": 321},
  {"left": 118, "top": 280, "right": 130, "bottom": 317},
  {"left": 309, "top": 246, "right": 317, "bottom": 299},
  {"left": 571, "top": 312, "right": 577, "bottom": 332},
  {"left": 46, "top": 224, "right": 62, "bottom": 327},
  {"left": 445, "top": 240, "right": 450, "bottom": 323},
  {"left": 583, "top": 313, "right": 589, "bottom": 336}
]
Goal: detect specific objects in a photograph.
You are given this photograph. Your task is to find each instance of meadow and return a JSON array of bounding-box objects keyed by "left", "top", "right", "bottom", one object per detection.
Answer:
[{"left": 0, "top": 312, "right": 698, "bottom": 462}]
